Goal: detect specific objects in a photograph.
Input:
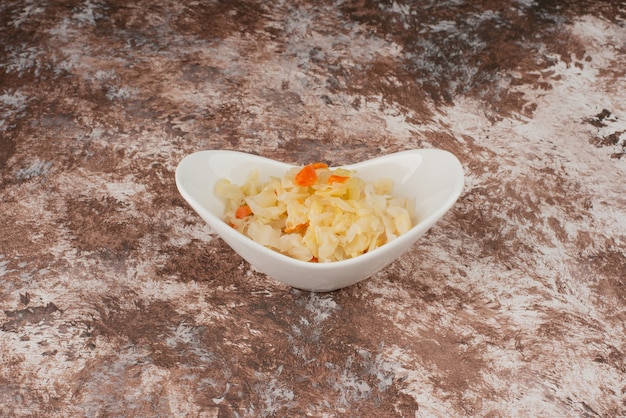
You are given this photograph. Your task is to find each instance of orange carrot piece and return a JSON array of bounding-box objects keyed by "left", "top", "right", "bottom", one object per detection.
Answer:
[
  {"left": 235, "top": 204, "right": 252, "bottom": 219},
  {"left": 284, "top": 221, "right": 309, "bottom": 234},
  {"left": 328, "top": 174, "right": 349, "bottom": 184},
  {"left": 295, "top": 164, "right": 318, "bottom": 186},
  {"left": 309, "top": 256, "right": 319, "bottom": 263},
  {"left": 311, "top": 162, "right": 328, "bottom": 169}
]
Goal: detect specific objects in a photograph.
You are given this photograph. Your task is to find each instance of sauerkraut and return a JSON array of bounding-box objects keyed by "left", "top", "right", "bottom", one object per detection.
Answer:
[{"left": 215, "top": 162, "right": 414, "bottom": 263}]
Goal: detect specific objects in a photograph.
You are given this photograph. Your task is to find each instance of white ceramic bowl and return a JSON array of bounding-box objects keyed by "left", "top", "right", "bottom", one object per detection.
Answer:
[{"left": 175, "top": 149, "right": 464, "bottom": 291}]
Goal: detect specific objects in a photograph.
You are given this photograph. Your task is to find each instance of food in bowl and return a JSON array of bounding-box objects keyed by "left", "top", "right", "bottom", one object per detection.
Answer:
[{"left": 215, "top": 162, "right": 414, "bottom": 263}]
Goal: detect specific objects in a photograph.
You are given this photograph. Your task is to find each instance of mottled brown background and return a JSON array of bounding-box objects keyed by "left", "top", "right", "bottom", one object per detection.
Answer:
[{"left": 1, "top": 0, "right": 625, "bottom": 417}]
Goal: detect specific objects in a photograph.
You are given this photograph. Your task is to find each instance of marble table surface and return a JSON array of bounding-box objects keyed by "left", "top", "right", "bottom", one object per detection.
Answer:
[{"left": 1, "top": 1, "right": 625, "bottom": 416}]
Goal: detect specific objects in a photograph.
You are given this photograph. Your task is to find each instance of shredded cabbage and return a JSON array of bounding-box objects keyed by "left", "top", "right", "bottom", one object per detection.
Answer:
[{"left": 215, "top": 163, "right": 414, "bottom": 262}]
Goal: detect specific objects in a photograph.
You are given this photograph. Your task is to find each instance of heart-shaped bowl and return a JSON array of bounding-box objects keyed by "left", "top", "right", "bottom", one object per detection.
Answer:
[{"left": 175, "top": 149, "right": 464, "bottom": 292}]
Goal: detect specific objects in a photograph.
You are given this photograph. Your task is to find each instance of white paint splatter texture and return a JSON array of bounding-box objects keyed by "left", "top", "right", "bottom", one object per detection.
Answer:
[{"left": 0, "top": 0, "right": 625, "bottom": 417}]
